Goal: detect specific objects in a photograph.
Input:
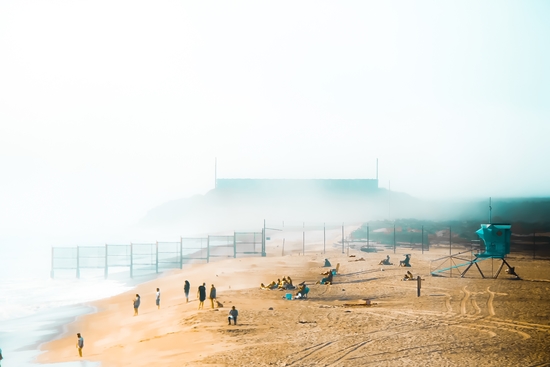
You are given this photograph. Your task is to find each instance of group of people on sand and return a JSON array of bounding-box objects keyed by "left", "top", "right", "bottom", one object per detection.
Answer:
[
  {"left": 260, "top": 276, "right": 295, "bottom": 290},
  {"left": 131, "top": 282, "right": 219, "bottom": 316},
  {"left": 197, "top": 282, "right": 218, "bottom": 310},
  {"left": 378, "top": 254, "right": 412, "bottom": 267},
  {"left": 132, "top": 287, "right": 161, "bottom": 316}
]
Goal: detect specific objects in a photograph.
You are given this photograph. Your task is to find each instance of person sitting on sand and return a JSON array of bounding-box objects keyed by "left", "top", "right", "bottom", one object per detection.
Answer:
[
  {"left": 316, "top": 270, "right": 333, "bottom": 285},
  {"left": 295, "top": 284, "right": 309, "bottom": 299},
  {"left": 261, "top": 281, "right": 278, "bottom": 290},
  {"left": 378, "top": 255, "right": 393, "bottom": 266},
  {"left": 402, "top": 271, "right": 414, "bottom": 281},
  {"left": 287, "top": 276, "right": 293, "bottom": 286},
  {"left": 399, "top": 254, "right": 411, "bottom": 267}
]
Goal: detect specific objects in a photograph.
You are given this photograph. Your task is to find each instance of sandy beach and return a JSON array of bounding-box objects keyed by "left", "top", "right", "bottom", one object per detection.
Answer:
[{"left": 38, "top": 234, "right": 550, "bottom": 367}]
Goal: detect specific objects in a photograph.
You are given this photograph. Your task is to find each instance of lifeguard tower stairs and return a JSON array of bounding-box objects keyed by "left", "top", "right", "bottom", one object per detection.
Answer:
[{"left": 431, "top": 224, "right": 519, "bottom": 279}]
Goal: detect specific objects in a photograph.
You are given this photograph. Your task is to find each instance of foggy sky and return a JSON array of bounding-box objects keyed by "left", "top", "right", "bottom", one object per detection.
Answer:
[{"left": 1, "top": 1, "right": 549, "bottom": 244}]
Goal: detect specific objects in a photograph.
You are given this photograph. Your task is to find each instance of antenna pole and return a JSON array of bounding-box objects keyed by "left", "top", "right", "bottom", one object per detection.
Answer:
[{"left": 489, "top": 198, "right": 493, "bottom": 224}]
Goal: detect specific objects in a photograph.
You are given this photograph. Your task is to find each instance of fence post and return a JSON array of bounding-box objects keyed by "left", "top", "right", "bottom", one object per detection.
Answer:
[
  {"left": 393, "top": 223, "right": 396, "bottom": 254},
  {"left": 105, "top": 244, "right": 108, "bottom": 279},
  {"left": 342, "top": 223, "right": 344, "bottom": 254},
  {"left": 262, "top": 219, "right": 268, "bottom": 257},
  {"left": 156, "top": 241, "right": 159, "bottom": 273},
  {"left": 180, "top": 237, "right": 183, "bottom": 269},
  {"left": 421, "top": 225, "right": 424, "bottom": 254},
  {"left": 302, "top": 222, "right": 305, "bottom": 255},
  {"left": 449, "top": 226, "right": 452, "bottom": 278},
  {"left": 233, "top": 232, "right": 237, "bottom": 258},
  {"left": 533, "top": 230, "right": 537, "bottom": 260},
  {"left": 130, "top": 243, "right": 133, "bottom": 279},
  {"left": 76, "top": 246, "right": 80, "bottom": 279},
  {"left": 367, "top": 223, "right": 369, "bottom": 250},
  {"left": 323, "top": 222, "right": 326, "bottom": 254}
]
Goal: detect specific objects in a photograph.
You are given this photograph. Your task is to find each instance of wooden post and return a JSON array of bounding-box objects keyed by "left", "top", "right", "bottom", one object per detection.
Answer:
[{"left": 417, "top": 276, "right": 422, "bottom": 297}]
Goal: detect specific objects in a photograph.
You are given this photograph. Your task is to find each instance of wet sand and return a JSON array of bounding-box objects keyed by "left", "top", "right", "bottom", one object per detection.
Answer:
[{"left": 38, "top": 237, "right": 550, "bottom": 366}]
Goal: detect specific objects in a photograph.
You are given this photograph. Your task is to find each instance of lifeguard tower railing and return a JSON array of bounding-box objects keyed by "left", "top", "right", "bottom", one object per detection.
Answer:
[
  {"left": 430, "top": 223, "right": 516, "bottom": 278},
  {"left": 51, "top": 231, "right": 263, "bottom": 279}
]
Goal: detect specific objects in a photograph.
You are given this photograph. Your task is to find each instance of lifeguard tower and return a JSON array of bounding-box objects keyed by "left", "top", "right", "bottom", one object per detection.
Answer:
[{"left": 431, "top": 223, "right": 519, "bottom": 279}]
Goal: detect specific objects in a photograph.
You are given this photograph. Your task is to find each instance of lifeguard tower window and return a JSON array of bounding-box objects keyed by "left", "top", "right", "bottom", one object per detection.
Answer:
[{"left": 475, "top": 223, "right": 511, "bottom": 258}]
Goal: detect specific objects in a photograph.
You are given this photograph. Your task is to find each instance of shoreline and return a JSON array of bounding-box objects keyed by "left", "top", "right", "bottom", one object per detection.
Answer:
[
  {"left": 36, "top": 227, "right": 354, "bottom": 366},
  {"left": 0, "top": 303, "right": 100, "bottom": 367},
  {"left": 38, "top": 224, "right": 550, "bottom": 366}
]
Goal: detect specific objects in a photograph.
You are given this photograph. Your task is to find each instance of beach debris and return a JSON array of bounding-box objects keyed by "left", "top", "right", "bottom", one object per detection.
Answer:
[
  {"left": 342, "top": 289, "right": 345, "bottom": 291},
  {"left": 343, "top": 299, "right": 377, "bottom": 307},
  {"left": 268, "top": 307, "right": 274, "bottom": 310}
]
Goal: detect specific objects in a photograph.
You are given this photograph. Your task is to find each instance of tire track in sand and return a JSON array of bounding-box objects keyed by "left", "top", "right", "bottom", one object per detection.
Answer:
[
  {"left": 486, "top": 286, "right": 495, "bottom": 316},
  {"left": 460, "top": 286, "right": 470, "bottom": 315}
]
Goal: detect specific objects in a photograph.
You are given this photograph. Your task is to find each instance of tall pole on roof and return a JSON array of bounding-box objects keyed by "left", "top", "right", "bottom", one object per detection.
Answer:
[{"left": 489, "top": 198, "right": 493, "bottom": 224}]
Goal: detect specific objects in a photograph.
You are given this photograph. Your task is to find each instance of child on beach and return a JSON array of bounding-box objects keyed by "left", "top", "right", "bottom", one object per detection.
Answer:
[
  {"left": 228, "top": 306, "right": 238, "bottom": 325},
  {"left": 156, "top": 288, "right": 161, "bottom": 309},
  {"left": 133, "top": 294, "right": 141, "bottom": 316},
  {"left": 184, "top": 280, "right": 190, "bottom": 303},
  {"left": 197, "top": 283, "right": 206, "bottom": 310},
  {"left": 76, "top": 333, "right": 84, "bottom": 357},
  {"left": 209, "top": 284, "right": 217, "bottom": 309}
]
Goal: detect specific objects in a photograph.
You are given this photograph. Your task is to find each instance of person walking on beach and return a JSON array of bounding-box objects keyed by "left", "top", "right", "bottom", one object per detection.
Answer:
[
  {"left": 156, "top": 288, "right": 161, "bottom": 309},
  {"left": 0, "top": 346, "right": 3, "bottom": 366},
  {"left": 133, "top": 294, "right": 141, "bottom": 316},
  {"left": 209, "top": 284, "right": 217, "bottom": 309},
  {"left": 197, "top": 283, "right": 206, "bottom": 310},
  {"left": 184, "top": 280, "right": 190, "bottom": 303},
  {"left": 76, "top": 333, "right": 84, "bottom": 357},
  {"left": 228, "top": 306, "right": 238, "bottom": 325}
]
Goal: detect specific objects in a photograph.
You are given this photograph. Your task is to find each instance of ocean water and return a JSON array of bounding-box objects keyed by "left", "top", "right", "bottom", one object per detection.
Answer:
[{"left": 0, "top": 245, "right": 135, "bottom": 366}]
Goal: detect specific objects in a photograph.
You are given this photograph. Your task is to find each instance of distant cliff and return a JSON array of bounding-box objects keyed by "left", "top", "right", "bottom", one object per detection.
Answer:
[{"left": 138, "top": 187, "right": 550, "bottom": 234}]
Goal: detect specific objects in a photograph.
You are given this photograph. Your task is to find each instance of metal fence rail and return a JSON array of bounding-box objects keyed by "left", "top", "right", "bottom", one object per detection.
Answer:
[{"left": 51, "top": 232, "right": 265, "bottom": 279}]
